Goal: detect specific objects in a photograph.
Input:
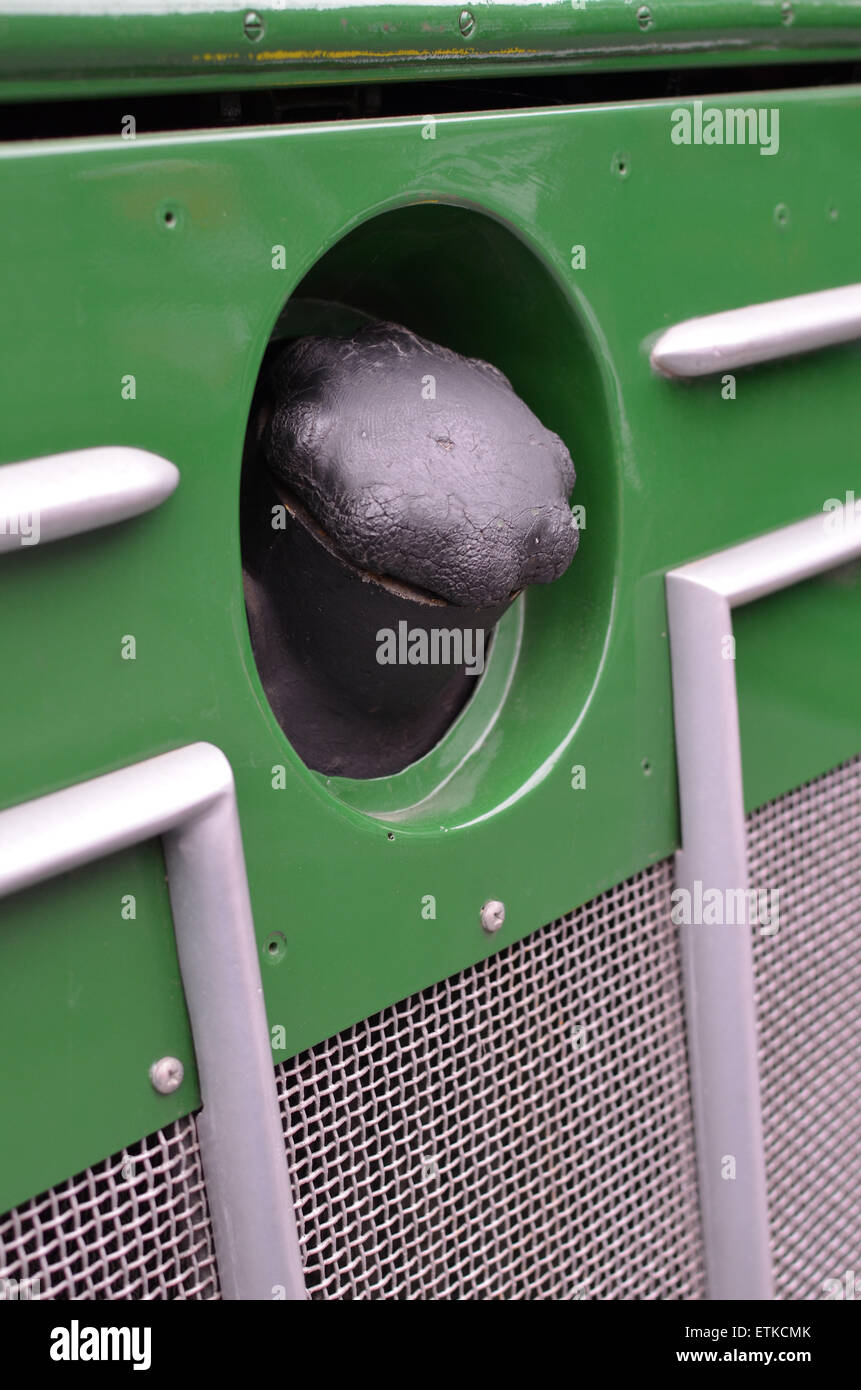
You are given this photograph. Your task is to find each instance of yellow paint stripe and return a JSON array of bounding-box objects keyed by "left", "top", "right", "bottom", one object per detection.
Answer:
[
  {"left": 194, "top": 46, "right": 534, "bottom": 65},
  {"left": 252, "top": 48, "right": 532, "bottom": 60}
]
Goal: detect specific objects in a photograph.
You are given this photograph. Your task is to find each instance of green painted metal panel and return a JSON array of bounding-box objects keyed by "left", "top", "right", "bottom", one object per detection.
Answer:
[
  {"left": 0, "top": 1, "right": 860, "bottom": 100},
  {"left": 737, "top": 562, "right": 861, "bottom": 812},
  {"left": 0, "top": 82, "right": 860, "bottom": 1210},
  {"left": 0, "top": 845, "right": 199, "bottom": 1213}
]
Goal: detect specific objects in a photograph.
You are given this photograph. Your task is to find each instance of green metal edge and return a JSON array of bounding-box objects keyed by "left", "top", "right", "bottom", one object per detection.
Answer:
[{"left": 1, "top": 1, "right": 861, "bottom": 101}]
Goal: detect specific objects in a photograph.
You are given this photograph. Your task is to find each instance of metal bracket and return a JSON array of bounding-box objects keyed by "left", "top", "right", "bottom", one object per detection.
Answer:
[
  {"left": 666, "top": 503, "right": 861, "bottom": 1300},
  {"left": 0, "top": 743, "right": 307, "bottom": 1301}
]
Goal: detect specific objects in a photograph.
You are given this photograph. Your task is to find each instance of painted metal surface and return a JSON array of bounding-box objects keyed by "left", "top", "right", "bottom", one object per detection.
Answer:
[
  {"left": 0, "top": 84, "right": 860, "bottom": 1210},
  {"left": 0, "top": 2, "right": 861, "bottom": 99},
  {"left": 666, "top": 505, "right": 861, "bottom": 1301},
  {"left": 734, "top": 560, "right": 861, "bottom": 810},
  {"left": 0, "top": 446, "right": 178, "bottom": 553},
  {"left": 651, "top": 280, "right": 861, "bottom": 376},
  {"left": 0, "top": 744, "right": 307, "bottom": 1300}
]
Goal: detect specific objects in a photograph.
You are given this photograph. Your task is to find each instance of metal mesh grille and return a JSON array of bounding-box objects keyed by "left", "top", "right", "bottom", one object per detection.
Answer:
[
  {"left": 1, "top": 862, "right": 705, "bottom": 1300},
  {"left": 749, "top": 754, "right": 861, "bottom": 1301},
  {"left": 0, "top": 1115, "right": 219, "bottom": 1300},
  {"left": 277, "top": 859, "right": 706, "bottom": 1300},
  {"left": 4, "top": 758, "right": 858, "bottom": 1302}
]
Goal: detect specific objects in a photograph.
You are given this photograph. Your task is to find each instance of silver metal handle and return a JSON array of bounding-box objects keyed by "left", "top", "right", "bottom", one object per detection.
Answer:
[
  {"left": 0, "top": 446, "right": 178, "bottom": 553},
  {"left": 651, "top": 282, "right": 861, "bottom": 378}
]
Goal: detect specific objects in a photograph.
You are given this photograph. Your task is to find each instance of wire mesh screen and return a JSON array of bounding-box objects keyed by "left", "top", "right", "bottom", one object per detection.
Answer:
[
  {"left": 0, "top": 1115, "right": 219, "bottom": 1300},
  {"left": 276, "top": 859, "right": 706, "bottom": 1300},
  {"left": 748, "top": 754, "right": 861, "bottom": 1301}
]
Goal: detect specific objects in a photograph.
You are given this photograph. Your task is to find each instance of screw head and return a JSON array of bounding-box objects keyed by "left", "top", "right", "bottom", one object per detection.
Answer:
[
  {"left": 480, "top": 899, "right": 506, "bottom": 934},
  {"left": 459, "top": 9, "right": 476, "bottom": 38},
  {"left": 243, "top": 10, "right": 265, "bottom": 42},
  {"left": 150, "top": 1056, "right": 184, "bottom": 1095},
  {"left": 636, "top": 5, "right": 653, "bottom": 30}
]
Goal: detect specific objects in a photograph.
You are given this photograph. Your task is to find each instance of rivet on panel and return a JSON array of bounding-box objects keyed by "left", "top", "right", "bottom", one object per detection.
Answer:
[
  {"left": 481, "top": 899, "right": 506, "bottom": 934},
  {"left": 150, "top": 1056, "right": 184, "bottom": 1095}
]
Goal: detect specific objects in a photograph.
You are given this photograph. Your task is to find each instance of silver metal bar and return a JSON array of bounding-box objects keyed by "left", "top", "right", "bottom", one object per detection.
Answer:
[
  {"left": 0, "top": 446, "right": 178, "bottom": 553},
  {"left": 666, "top": 503, "right": 861, "bottom": 1301},
  {"left": 651, "top": 282, "right": 861, "bottom": 378},
  {"left": 0, "top": 744, "right": 306, "bottom": 1302}
]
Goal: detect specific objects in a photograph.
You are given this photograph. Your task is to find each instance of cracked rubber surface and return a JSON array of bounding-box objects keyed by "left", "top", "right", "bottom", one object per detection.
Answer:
[{"left": 262, "top": 321, "right": 579, "bottom": 605}]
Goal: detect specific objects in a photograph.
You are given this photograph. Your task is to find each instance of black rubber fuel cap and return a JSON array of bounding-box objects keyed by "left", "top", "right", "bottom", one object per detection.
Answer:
[{"left": 261, "top": 320, "right": 579, "bottom": 605}]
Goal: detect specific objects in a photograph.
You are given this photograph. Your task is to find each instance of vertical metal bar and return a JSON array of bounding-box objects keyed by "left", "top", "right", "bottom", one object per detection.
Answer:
[
  {"left": 164, "top": 779, "right": 306, "bottom": 1300},
  {"left": 666, "top": 575, "right": 772, "bottom": 1301}
]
